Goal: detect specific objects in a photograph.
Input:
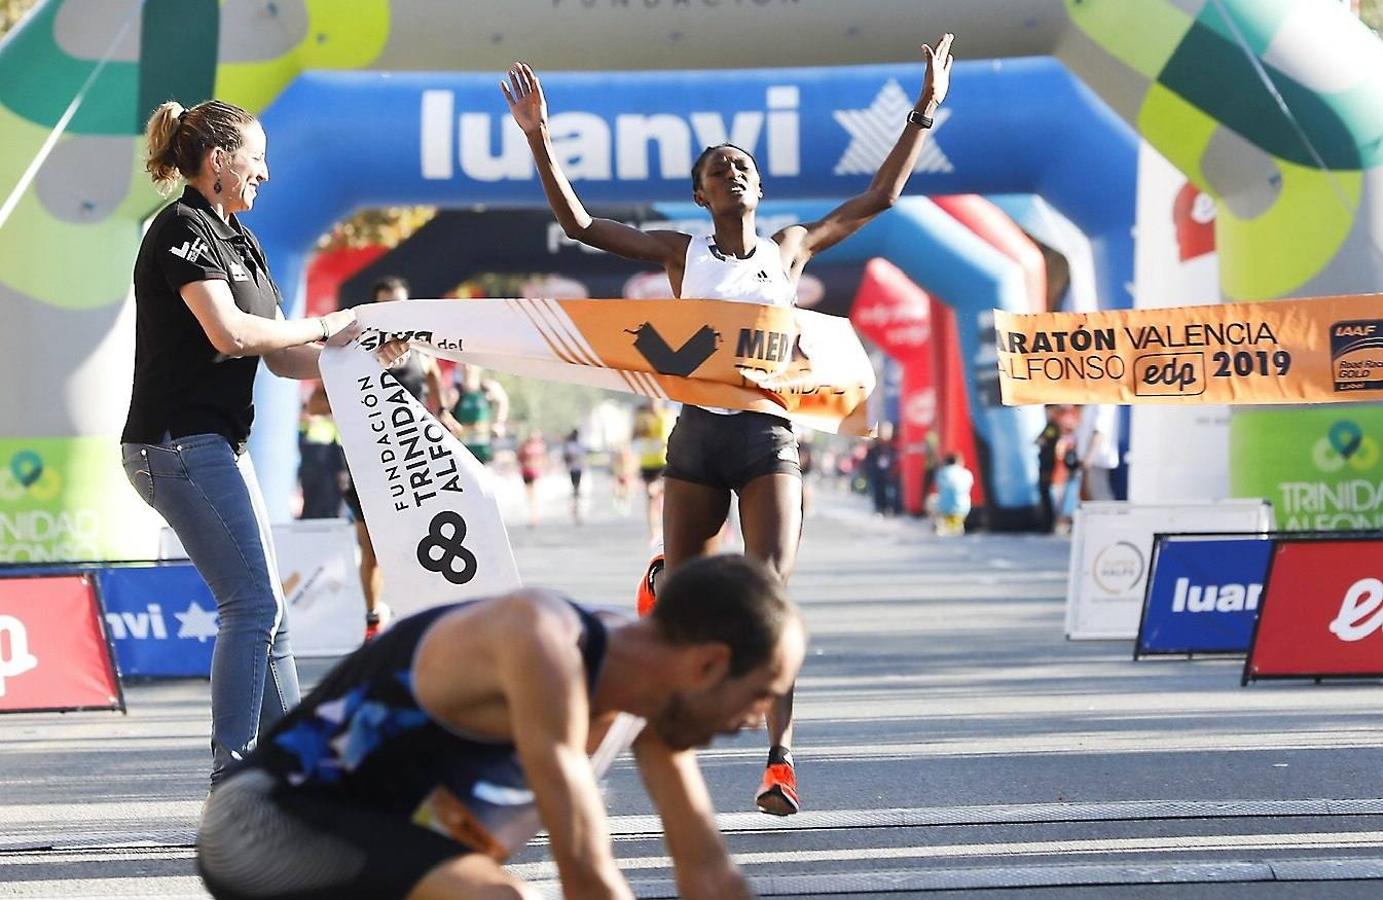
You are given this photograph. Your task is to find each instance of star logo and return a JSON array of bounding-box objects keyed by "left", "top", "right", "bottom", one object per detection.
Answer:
[
  {"left": 174, "top": 601, "right": 219, "bottom": 643},
  {"left": 833, "top": 80, "right": 953, "bottom": 176}
]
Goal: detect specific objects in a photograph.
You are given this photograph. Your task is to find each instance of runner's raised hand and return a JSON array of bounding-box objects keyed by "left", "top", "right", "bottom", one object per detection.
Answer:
[
  {"left": 919, "top": 33, "right": 955, "bottom": 109},
  {"left": 502, "top": 62, "right": 547, "bottom": 135}
]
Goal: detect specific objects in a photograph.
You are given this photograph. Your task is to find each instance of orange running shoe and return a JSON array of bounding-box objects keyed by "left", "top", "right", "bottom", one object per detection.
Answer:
[
  {"left": 364, "top": 602, "right": 393, "bottom": 641},
  {"left": 635, "top": 545, "right": 665, "bottom": 618},
  {"left": 755, "top": 748, "right": 799, "bottom": 816}
]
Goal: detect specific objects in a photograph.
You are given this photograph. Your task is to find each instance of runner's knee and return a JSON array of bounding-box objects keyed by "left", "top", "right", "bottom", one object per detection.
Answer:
[{"left": 408, "top": 855, "right": 540, "bottom": 900}]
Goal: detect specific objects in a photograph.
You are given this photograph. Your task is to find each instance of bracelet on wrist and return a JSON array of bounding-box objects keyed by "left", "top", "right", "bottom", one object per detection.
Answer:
[
  {"left": 906, "top": 108, "right": 934, "bottom": 129},
  {"left": 319, "top": 317, "right": 330, "bottom": 341}
]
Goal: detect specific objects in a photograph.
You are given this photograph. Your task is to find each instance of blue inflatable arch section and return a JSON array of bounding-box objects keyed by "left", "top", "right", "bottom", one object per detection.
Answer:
[{"left": 251, "top": 58, "right": 1136, "bottom": 517}]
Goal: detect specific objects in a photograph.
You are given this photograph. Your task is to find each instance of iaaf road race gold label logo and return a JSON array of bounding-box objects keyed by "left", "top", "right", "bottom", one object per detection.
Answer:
[{"left": 1330, "top": 319, "right": 1383, "bottom": 393}]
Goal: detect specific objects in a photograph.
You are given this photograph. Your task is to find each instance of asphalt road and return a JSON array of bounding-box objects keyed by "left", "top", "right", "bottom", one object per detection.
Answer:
[{"left": 3, "top": 474, "right": 1381, "bottom": 898}]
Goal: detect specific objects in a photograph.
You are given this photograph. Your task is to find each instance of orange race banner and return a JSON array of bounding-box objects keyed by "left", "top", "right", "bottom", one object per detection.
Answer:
[
  {"left": 354, "top": 298, "right": 876, "bottom": 434},
  {"left": 994, "top": 293, "right": 1383, "bottom": 405}
]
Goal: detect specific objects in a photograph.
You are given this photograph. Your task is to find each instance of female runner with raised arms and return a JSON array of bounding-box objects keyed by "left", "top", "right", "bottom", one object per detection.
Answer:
[{"left": 502, "top": 34, "right": 953, "bottom": 815}]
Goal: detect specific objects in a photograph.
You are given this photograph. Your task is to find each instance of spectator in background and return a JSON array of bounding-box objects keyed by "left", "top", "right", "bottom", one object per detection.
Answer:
[
  {"left": 297, "top": 384, "right": 343, "bottom": 519},
  {"left": 562, "top": 428, "right": 586, "bottom": 525},
  {"left": 631, "top": 400, "right": 673, "bottom": 541},
  {"left": 612, "top": 442, "right": 636, "bottom": 516},
  {"left": 848, "top": 440, "right": 869, "bottom": 494},
  {"left": 1076, "top": 403, "right": 1120, "bottom": 503},
  {"left": 930, "top": 452, "right": 975, "bottom": 536},
  {"left": 865, "top": 423, "right": 901, "bottom": 517},
  {"left": 442, "top": 362, "right": 509, "bottom": 465},
  {"left": 919, "top": 429, "right": 941, "bottom": 509},
  {"left": 796, "top": 429, "right": 816, "bottom": 517},
  {"left": 517, "top": 429, "right": 547, "bottom": 528},
  {"left": 1034, "top": 405, "right": 1062, "bottom": 532}
]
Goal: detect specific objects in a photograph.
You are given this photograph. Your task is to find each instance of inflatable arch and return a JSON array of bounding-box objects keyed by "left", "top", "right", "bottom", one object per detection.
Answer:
[{"left": 3, "top": 0, "right": 1379, "bottom": 556}]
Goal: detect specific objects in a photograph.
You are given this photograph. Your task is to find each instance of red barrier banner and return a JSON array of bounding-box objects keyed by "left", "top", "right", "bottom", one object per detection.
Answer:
[
  {"left": 1244, "top": 539, "right": 1383, "bottom": 683},
  {"left": 0, "top": 575, "right": 123, "bottom": 713}
]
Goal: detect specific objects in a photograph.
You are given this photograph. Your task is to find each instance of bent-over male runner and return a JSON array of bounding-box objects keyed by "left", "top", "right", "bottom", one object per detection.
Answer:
[{"left": 197, "top": 554, "right": 804, "bottom": 899}]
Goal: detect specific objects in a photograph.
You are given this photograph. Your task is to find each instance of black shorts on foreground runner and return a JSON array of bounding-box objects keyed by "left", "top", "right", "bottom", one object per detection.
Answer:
[
  {"left": 198, "top": 769, "right": 470, "bottom": 900},
  {"left": 664, "top": 405, "right": 801, "bottom": 491}
]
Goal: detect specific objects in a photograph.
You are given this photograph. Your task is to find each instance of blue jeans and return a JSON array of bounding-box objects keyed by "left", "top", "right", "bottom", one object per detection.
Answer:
[{"left": 122, "top": 434, "right": 300, "bottom": 784}]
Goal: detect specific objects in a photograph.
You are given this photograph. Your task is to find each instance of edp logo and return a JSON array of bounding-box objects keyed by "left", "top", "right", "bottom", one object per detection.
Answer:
[{"left": 1329, "top": 577, "right": 1383, "bottom": 643}]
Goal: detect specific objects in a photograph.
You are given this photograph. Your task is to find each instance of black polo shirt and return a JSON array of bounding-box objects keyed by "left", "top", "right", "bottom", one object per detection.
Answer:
[{"left": 122, "top": 187, "right": 284, "bottom": 447}]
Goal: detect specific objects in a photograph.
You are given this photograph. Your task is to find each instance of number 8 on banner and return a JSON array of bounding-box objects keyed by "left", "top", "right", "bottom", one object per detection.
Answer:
[{"left": 417, "top": 511, "right": 479, "bottom": 586}]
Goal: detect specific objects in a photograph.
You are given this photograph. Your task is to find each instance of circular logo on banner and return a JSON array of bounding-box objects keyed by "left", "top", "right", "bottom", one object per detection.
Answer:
[
  {"left": 417, "top": 511, "right": 478, "bottom": 586},
  {"left": 1092, "top": 541, "right": 1145, "bottom": 595}
]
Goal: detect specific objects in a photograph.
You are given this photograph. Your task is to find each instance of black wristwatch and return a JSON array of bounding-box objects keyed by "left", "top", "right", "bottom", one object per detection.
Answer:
[{"left": 906, "top": 108, "right": 934, "bottom": 129}]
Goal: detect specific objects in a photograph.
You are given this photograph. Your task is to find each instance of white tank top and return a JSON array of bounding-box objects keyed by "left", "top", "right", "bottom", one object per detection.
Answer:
[
  {"left": 679, "top": 234, "right": 796, "bottom": 415},
  {"left": 680, "top": 234, "right": 796, "bottom": 308}
]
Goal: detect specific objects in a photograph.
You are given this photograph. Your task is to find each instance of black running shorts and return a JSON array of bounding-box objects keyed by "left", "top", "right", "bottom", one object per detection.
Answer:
[
  {"left": 664, "top": 405, "right": 801, "bottom": 492},
  {"left": 198, "top": 769, "right": 472, "bottom": 900}
]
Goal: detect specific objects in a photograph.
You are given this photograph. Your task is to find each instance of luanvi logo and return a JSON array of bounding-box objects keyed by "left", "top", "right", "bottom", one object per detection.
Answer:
[
  {"left": 1170, "top": 578, "right": 1261, "bottom": 613},
  {"left": 421, "top": 86, "right": 800, "bottom": 182},
  {"left": 627, "top": 323, "right": 720, "bottom": 377}
]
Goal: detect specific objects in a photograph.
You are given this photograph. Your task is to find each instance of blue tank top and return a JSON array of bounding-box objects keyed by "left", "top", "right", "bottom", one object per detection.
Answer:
[{"left": 246, "top": 599, "right": 609, "bottom": 858}]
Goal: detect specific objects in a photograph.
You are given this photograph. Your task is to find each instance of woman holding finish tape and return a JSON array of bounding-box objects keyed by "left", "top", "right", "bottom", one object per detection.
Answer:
[{"left": 121, "top": 98, "right": 363, "bottom": 787}]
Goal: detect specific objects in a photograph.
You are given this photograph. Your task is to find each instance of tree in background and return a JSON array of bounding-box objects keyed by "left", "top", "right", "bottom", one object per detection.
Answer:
[
  {"left": 1, "top": 0, "right": 37, "bottom": 32},
  {"left": 317, "top": 206, "right": 436, "bottom": 252}
]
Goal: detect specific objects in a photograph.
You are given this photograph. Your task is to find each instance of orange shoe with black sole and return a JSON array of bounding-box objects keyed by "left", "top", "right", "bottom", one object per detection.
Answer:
[
  {"left": 636, "top": 546, "right": 665, "bottom": 618},
  {"left": 755, "top": 748, "right": 799, "bottom": 816}
]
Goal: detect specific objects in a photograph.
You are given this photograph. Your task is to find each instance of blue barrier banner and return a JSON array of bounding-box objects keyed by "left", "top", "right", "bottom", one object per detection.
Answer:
[
  {"left": 1136, "top": 537, "right": 1274, "bottom": 656},
  {"left": 96, "top": 565, "right": 217, "bottom": 678}
]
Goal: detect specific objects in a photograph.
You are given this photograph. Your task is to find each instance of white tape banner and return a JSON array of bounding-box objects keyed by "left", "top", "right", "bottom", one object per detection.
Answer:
[
  {"left": 352, "top": 297, "right": 875, "bottom": 435},
  {"left": 319, "top": 345, "right": 521, "bottom": 619}
]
